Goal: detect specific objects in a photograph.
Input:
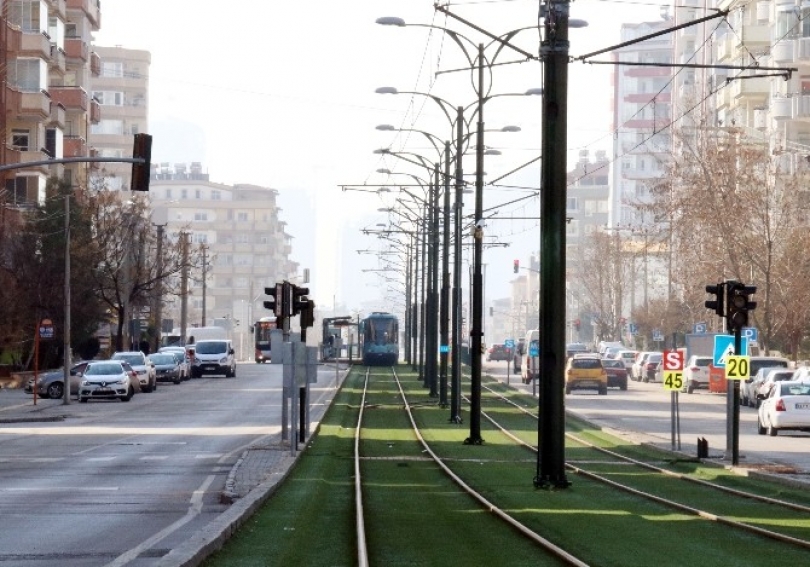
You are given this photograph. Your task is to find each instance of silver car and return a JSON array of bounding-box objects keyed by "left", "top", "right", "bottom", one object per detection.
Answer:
[
  {"left": 25, "top": 361, "right": 90, "bottom": 399},
  {"left": 78, "top": 361, "right": 134, "bottom": 403},
  {"left": 111, "top": 351, "right": 157, "bottom": 392}
]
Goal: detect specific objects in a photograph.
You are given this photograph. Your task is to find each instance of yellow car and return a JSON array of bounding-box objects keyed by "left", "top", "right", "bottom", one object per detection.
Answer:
[{"left": 565, "top": 354, "right": 607, "bottom": 395}]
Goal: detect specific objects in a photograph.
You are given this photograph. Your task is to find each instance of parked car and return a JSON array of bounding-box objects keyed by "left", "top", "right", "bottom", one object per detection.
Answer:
[
  {"left": 25, "top": 361, "right": 90, "bottom": 399},
  {"left": 613, "top": 350, "right": 638, "bottom": 371},
  {"left": 744, "top": 367, "right": 794, "bottom": 407},
  {"left": 682, "top": 355, "right": 713, "bottom": 393},
  {"left": 190, "top": 340, "right": 236, "bottom": 378},
  {"left": 486, "top": 344, "right": 511, "bottom": 362},
  {"left": 757, "top": 380, "right": 810, "bottom": 436},
  {"left": 565, "top": 354, "right": 607, "bottom": 395},
  {"left": 159, "top": 346, "right": 191, "bottom": 381},
  {"left": 512, "top": 339, "right": 525, "bottom": 374},
  {"left": 78, "top": 361, "right": 134, "bottom": 403},
  {"left": 565, "top": 342, "right": 589, "bottom": 358},
  {"left": 148, "top": 353, "right": 183, "bottom": 385},
  {"left": 632, "top": 352, "right": 659, "bottom": 382},
  {"left": 642, "top": 352, "right": 663, "bottom": 382},
  {"left": 601, "top": 358, "right": 628, "bottom": 390},
  {"left": 120, "top": 361, "right": 142, "bottom": 395},
  {"left": 111, "top": 351, "right": 157, "bottom": 392}
]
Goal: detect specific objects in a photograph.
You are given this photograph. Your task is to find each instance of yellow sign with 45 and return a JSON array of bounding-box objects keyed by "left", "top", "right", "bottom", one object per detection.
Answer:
[{"left": 663, "top": 370, "right": 683, "bottom": 391}]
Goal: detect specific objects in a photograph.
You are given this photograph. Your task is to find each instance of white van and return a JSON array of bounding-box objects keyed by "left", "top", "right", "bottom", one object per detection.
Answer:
[
  {"left": 190, "top": 339, "right": 236, "bottom": 378},
  {"left": 521, "top": 329, "right": 540, "bottom": 384}
]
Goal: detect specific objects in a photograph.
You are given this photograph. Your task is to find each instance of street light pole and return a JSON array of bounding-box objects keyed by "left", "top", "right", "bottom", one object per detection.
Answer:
[
  {"left": 451, "top": 106, "right": 464, "bottom": 423},
  {"left": 439, "top": 142, "right": 451, "bottom": 406},
  {"left": 466, "top": 43, "right": 485, "bottom": 446}
]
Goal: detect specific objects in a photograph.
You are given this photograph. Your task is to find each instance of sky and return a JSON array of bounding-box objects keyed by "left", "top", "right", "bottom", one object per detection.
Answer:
[{"left": 93, "top": 0, "right": 668, "bottom": 317}]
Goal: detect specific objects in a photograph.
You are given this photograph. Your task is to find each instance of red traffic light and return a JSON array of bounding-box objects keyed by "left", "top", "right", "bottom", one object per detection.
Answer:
[{"left": 513, "top": 259, "right": 519, "bottom": 274}]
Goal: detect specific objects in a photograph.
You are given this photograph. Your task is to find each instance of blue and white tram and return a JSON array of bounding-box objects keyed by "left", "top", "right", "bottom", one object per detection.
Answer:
[{"left": 360, "top": 312, "right": 399, "bottom": 366}]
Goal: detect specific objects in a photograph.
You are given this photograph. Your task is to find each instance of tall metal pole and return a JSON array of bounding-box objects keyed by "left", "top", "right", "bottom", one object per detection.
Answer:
[
  {"left": 428, "top": 164, "right": 440, "bottom": 397},
  {"left": 536, "top": 0, "right": 571, "bottom": 488},
  {"left": 63, "top": 194, "right": 71, "bottom": 405},
  {"left": 412, "top": 230, "right": 420, "bottom": 372},
  {"left": 201, "top": 246, "right": 207, "bottom": 327},
  {"left": 450, "top": 106, "right": 464, "bottom": 423},
  {"left": 439, "top": 144, "right": 451, "bottom": 406},
  {"left": 180, "top": 232, "right": 189, "bottom": 345},
  {"left": 152, "top": 224, "right": 165, "bottom": 353},
  {"left": 419, "top": 202, "right": 427, "bottom": 385},
  {"left": 466, "top": 43, "right": 485, "bottom": 445}
]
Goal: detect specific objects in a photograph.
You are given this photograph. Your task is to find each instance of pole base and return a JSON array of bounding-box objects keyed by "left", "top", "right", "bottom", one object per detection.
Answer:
[
  {"left": 463, "top": 436, "right": 484, "bottom": 445},
  {"left": 533, "top": 475, "right": 572, "bottom": 490},
  {"left": 449, "top": 416, "right": 463, "bottom": 424}
]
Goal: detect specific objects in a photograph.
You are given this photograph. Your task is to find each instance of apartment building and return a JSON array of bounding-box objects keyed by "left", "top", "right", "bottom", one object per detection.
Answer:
[
  {"left": 149, "top": 166, "right": 297, "bottom": 359},
  {"left": 2, "top": 0, "right": 102, "bottom": 204},
  {"left": 87, "top": 44, "right": 150, "bottom": 191}
]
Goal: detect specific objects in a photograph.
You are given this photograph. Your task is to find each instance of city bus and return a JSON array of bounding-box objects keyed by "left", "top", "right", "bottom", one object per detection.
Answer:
[{"left": 252, "top": 316, "right": 277, "bottom": 363}]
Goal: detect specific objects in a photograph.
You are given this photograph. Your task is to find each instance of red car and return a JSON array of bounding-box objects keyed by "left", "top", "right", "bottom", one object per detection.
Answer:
[{"left": 601, "top": 358, "right": 628, "bottom": 390}]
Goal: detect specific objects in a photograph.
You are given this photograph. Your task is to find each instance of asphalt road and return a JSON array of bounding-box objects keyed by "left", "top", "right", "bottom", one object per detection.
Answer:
[
  {"left": 0, "top": 361, "right": 340, "bottom": 567},
  {"left": 482, "top": 358, "right": 810, "bottom": 476}
]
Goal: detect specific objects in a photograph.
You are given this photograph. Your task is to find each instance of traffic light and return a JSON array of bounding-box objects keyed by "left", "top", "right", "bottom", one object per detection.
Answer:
[
  {"left": 574, "top": 319, "right": 581, "bottom": 331},
  {"left": 291, "top": 285, "right": 309, "bottom": 315},
  {"left": 263, "top": 283, "right": 283, "bottom": 317},
  {"left": 513, "top": 259, "right": 519, "bottom": 274},
  {"left": 301, "top": 299, "right": 315, "bottom": 329},
  {"left": 726, "top": 281, "right": 756, "bottom": 331},
  {"left": 130, "top": 133, "right": 153, "bottom": 192},
  {"left": 705, "top": 282, "right": 725, "bottom": 317}
]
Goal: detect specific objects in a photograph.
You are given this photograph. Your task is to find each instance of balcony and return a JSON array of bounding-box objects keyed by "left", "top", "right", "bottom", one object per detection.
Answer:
[
  {"left": 771, "top": 40, "right": 795, "bottom": 64},
  {"left": 734, "top": 24, "right": 770, "bottom": 48},
  {"left": 798, "top": 38, "right": 810, "bottom": 61},
  {"left": 771, "top": 96, "right": 793, "bottom": 120},
  {"left": 18, "top": 149, "right": 54, "bottom": 175},
  {"left": 49, "top": 86, "right": 88, "bottom": 112},
  {"left": 5, "top": 24, "right": 21, "bottom": 54},
  {"left": 717, "top": 38, "right": 735, "bottom": 61},
  {"left": 793, "top": 95, "right": 810, "bottom": 119},
  {"left": 18, "top": 90, "right": 51, "bottom": 120},
  {"left": 66, "top": 0, "right": 101, "bottom": 29},
  {"left": 49, "top": 102, "right": 66, "bottom": 128},
  {"left": 49, "top": 43, "right": 66, "bottom": 74},
  {"left": 20, "top": 31, "right": 51, "bottom": 59},
  {"left": 730, "top": 76, "right": 769, "bottom": 100},
  {"left": 63, "top": 136, "right": 87, "bottom": 158},
  {"left": 64, "top": 36, "right": 88, "bottom": 62},
  {"left": 90, "top": 51, "right": 101, "bottom": 76},
  {"left": 89, "top": 98, "right": 100, "bottom": 123},
  {"left": 47, "top": 0, "right": 68, "bottom": 20}
]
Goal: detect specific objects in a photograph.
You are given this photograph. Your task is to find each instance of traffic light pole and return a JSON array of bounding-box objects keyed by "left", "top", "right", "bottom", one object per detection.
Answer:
[{"left": 731, "top": 326, "right": 742, "bottom": 465}]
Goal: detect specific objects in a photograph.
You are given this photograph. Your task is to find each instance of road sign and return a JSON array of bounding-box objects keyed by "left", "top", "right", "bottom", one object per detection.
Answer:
[
  {"left": 653, "top": 329, "right": 663, "bottom": 342},
  {"left": 663, "top": 371, "right": 683, "bottom": 391},
  {"left": 663, "top": 350, "right": 684, "bottom": 371},
  {"left": 628, "top": 323, "right": 638, "bottom": 336},
  {"left": 712, "top": 335, "right": 749, "bottom": 368},
  {"left": 38, "top": 318, "right": 54, "bottom": 340},
  {"left": 725, "top": 355, "right": 750, "bottom": 380},
  {"left": 742, "top": 327, "right": 758, "bottom": 343},
  {"left": 529, "top": 340, "right": 539, "bottom": 357},
  {"left": 504, "top": 339, "right": 515, "bottom": 349},
  {"left": 693, "top": 322, "right": 707, "bottom": 334}
]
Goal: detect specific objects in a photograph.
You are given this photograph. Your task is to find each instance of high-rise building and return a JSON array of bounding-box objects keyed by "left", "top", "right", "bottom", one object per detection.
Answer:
[
  {"left": 2, "top": 0, "right": 102, "bottom": 205},
  {"left": 87, "top": 45, "right": 150, "bottom": 191}
]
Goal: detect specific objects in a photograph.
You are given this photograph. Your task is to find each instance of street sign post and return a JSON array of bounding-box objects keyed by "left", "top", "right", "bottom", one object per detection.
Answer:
[{"left": 662, "top": 349, "right": 684, "bottom": 391}]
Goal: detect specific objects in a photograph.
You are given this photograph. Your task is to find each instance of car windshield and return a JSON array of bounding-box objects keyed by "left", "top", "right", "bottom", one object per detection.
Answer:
[
  {"left": 195, "top": 342, "right": 227, "bottom": 354},
  {"left": 113, "top": 354, "right": 144, "bottom": 366},
  {"left": 86, "top": 363, "right": 123, "bottom": 376},
  {"left": 149, "top": 354, "right": 174, "bottom": 364},
  {"left": 647, "top": 354, "right": 662, "bottom": 362},
  {"left": 603, "top": 359, "right": 624, "bottom": 368},
  {"left": 621, "top": 352, "right": 635, "bottom": 360},
  {"left": 694, "top": 358, "right": 711, "bottom": 367}
]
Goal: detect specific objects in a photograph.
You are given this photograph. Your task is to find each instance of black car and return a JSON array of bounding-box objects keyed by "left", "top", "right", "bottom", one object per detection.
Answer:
[
  {"left": 486, "top": 344, "right": 511, "bottom": 362},
  {"left": 148, "top": 353, "right": 183, "bottom": 384}
]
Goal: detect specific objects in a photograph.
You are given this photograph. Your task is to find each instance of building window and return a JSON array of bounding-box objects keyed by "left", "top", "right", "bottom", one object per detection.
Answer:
[
  {"left": 566, "top": 197, "right": 578, "bottom": 211},
  {"left": 212, "top": 190, "right": 221, "bottom": 200},
  {"left": 181, "top": 189, "right": 188, "bottom": 199},
  {"left": 194, "top": 212, "right": 208, "bottom": 221},
  {"left": 11, "top": 58, "right": 43, "bottom": 92},
  {"left": 166, "top": 188, "right": 172, "bottom": 199},
  {"left": 11, "top": 129, "right": 30, "bottom": 151},
  {"left": 90, "top": 119, "right": 124, "bottom": 136},
  {"left": 219, "top": 255, "right": 233, "bottom": 266},
  {"left": 237, "top": 212, "right": 249, "bottom": 222},
  {"left": 566, "top": 220, "right": 579, "bottom": 236},
  {"left": 9, "top": 1, "right": 41, "bottom": 32},
  {"left": 195, "top": 189, "right": 201, "bottom": 199},
  {"left": 236, "top": 233, "right": 249, "bottom": 244},
  {"left": 45, "top": 129, "right": 56, "bottom": 156},
  {"left": 101, "top": 61, "right": 124, "bottom": 78},
  {"left": 235, "top": 277, "right": 249, "bottom": 289},
  {"left": 192, "top": 233, "right": 208, "bottom": 244},
  {"left": 235, "top": 255, "right": 251, "bottom": 266},
  {"left": 92, "top": 91, "right": 124, "bottom": 106}
]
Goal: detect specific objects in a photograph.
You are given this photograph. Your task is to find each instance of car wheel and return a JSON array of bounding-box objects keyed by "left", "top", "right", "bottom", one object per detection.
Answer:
[
  {"left": 757, "top": 416, "right": 766, "bottom": 435},
  {"left": 79, "top": 397, "right": 88, "bottom": 403},
  {"left": 565, "top": 386, "right": 572, "bottom": 395},
  {"left": 768, "top": 422, "right": 778, "bottom": 436},
  {"left": 173, "top": 376, "right": 181, "bottom": 384},
  {"left": 686, "top": 381, "right": 695, "bottom": 393},
  {"left": 153, "top": 379, "right": 157, "bottom": 391},
  {"left": 46, "top": 382, "right": 64, "bottom": 400},
  {"left": 599, "top": 385, "right": 607, "bottom": 395},
  {"left": 121, "top": 386, "right": 133, "bottom": 402},
  {"left": 620, "top": 382, "right": 627, "bottom": 391}
]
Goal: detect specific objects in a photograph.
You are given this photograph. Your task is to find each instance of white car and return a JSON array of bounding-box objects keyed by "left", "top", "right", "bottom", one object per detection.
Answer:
[
  {"left": 682, "top": 355, "right": 713, "bottom": 393},
  {"left": 78, "top": 361, "right": 134, "bottom": 403},
  {"left": 745, "top": 367, "right": 794, "bottom": 408},
  {"left": 614, "top": 350, "right": 638, "bottom": 371},
  {"left": 111, "top": 351, "right": 157, "bottom": 392},
  {"left": 632, "top": 351, "right": 658, "bottom": 382},
  {"left": 757, "top": 381, "right": 810, "bottom": 436}
]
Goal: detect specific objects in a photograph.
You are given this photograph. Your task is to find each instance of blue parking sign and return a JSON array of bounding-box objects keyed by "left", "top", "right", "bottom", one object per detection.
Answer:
[
  {"left": 742, "top": 327, "right": 758, "bottom": 343},
  {"left": 504, "top": 339, "right": 515, "bottom": 349}
]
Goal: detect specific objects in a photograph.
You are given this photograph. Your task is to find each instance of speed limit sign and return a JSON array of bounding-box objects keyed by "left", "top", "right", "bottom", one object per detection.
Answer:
[{"left": 725, "top": 355, "right": 750, "bottom": 380}]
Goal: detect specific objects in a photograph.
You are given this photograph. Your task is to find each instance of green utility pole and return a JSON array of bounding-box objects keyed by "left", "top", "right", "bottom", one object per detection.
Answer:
[{"left": 536, "top": 0, "right": 571, "bottom": 489}]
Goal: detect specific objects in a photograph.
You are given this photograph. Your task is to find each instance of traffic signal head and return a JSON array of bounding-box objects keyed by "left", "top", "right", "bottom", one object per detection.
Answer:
[
  {"left": 301, "top": 299, "right": 315, "bottom": 329},
  {"left": 513, "top": 259, "right": 519, "bottom": 274},
  {"left": 726, "top": 282, "right": 756, "bottom": 331},
  {"left": 705, "top": 283, "right": 725, "bottom": 317},
  {"left": 291, "top": 285, "right": 310, "bottom": 315},
  {"left": 263, "top": 283, "right": 283, "bottom": 317},
  {"left": 130, "top": 133, "right": 153, "bottom": 191}
]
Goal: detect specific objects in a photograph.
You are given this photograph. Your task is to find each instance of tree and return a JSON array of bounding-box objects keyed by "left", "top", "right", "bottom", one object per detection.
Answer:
[{"left": 86, "top": 191, "right": 198, "bottom": 352}]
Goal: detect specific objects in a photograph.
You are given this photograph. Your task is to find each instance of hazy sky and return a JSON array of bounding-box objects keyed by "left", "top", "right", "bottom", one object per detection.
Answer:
[{"left": 93, "top": 0, "right": 667, "bottom": 314}]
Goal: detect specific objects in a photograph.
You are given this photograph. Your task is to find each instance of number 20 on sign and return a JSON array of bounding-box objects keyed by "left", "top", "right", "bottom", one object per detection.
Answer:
[{"left": 725, "top": 355, "right": 750, "bottom": 380}]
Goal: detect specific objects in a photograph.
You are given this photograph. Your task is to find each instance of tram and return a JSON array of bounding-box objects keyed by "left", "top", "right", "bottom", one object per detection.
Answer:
[
  {"left": 360, "top": 312, "right": 399, "bottom": 365},
  {"left": 251, "top": 316, "right": 277, "bottom": 363}
]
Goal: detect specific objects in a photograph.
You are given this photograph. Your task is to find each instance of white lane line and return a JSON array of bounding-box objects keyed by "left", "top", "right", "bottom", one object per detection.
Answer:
[
  {"left": 103, "top": 474, "right": 215, "bottom": 567},
  {"left": 139, "top": 456, "right": 168, "bottom": 461},
  {"left": 0, "top": 486, "right": 119, "bottom": 492}
]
